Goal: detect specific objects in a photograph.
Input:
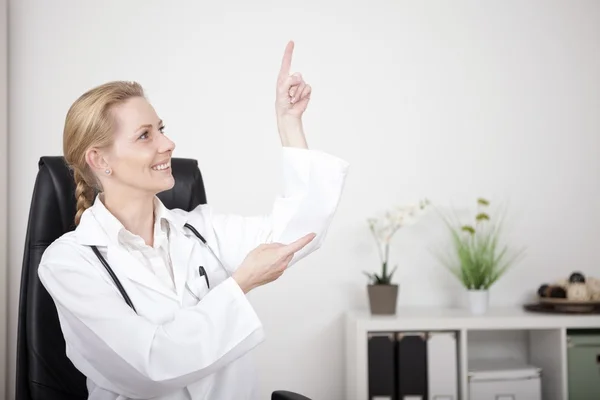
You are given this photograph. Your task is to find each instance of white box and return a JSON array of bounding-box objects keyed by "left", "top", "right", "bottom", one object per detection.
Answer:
[{"left": 468, "top": 359, "right": 542, "bottom": 400}]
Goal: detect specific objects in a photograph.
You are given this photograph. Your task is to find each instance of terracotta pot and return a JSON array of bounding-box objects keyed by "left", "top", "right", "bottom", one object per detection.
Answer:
[{"left": 367, "top": 284, "right": 399, "bottom": 315}]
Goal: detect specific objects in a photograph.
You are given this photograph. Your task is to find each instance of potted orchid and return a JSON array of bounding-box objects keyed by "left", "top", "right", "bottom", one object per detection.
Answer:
[{"left": 364, "top": 199, "right": 430, "bottom": 315}]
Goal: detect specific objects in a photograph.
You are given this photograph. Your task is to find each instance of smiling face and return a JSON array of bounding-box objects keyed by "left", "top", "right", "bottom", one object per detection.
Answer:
[{"left": 90, "top": 96, "right": 176, "bottom": 197}]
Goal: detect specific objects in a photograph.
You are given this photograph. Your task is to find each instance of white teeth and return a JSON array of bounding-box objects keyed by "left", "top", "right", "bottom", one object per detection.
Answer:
[{"left": 152, "top": 162, "right": 170, "bottom": 171}]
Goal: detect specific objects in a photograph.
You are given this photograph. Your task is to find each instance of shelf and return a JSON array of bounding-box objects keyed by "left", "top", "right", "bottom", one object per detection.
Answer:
[
  {"left": 345, "top": 306, "right": 600, "bottom": 400},
  {"left": 466, "top": 328, "right": 565, "bottom": 400},
  {"left": 467, "top": 329, "right": 530, "bottom": 363},
  {"left": 346, "top": 306, "right": 600, "bottom": 331}
]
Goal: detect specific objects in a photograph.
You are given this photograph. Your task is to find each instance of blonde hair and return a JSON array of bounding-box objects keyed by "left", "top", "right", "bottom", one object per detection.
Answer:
[{"left": 63, "top": 81, "right": 145, "bottom": 225}]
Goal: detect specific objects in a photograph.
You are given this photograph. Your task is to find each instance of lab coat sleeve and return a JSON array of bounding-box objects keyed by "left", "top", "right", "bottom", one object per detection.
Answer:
[
  {"left": 38, "top": 241, "right": 265, "bottom": 398},
  {"left": 188, "top": 147, "right": 349, "bottom": 272}
]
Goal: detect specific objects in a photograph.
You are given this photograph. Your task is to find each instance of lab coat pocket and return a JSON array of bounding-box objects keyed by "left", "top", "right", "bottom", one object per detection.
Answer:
[{"left": 182, "top": 271, "right": 211, "bottom": 306}]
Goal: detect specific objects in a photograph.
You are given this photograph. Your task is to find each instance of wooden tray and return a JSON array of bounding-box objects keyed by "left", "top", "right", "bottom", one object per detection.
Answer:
[
  {"left": 523, "top": 303, "right": 600, "bottom": 314},
  {"left": 539, "top": 297, "right": 600, "bottom": 305},
  {"left": 527, "top": 297, "right": 600, "bottom": 313}
]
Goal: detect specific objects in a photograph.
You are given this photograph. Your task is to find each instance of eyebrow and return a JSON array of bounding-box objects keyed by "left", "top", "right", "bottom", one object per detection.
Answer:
[{"left": 135, "top": 120, "right": 163, "bottom": 132}]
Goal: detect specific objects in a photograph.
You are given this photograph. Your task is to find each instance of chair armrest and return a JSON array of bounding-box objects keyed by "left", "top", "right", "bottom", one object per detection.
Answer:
[{"left": 271, "top": 390, "right": 312, "bottom": 400}]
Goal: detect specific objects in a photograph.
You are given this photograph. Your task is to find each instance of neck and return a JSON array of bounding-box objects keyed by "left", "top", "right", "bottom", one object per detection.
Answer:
[{"left": 101, "top": 189, "right": 155, "bottom": 246}]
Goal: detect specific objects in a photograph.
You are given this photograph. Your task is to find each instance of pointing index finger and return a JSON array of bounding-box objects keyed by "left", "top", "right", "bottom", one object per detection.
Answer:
[
  {"left": 278, "top": 40, "right": 295, "bottom": 80},
  {"left": 281, "top": 232, "right": 316, "bottom": 256}
]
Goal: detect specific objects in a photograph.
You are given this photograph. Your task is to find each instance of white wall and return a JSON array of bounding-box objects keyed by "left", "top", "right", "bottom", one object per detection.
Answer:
[
  {"left": 7, "top": 0, "right": 600, "bottom": 399},
  {"left": 0, "top": 0, "right": 6, "bottom": 395}
]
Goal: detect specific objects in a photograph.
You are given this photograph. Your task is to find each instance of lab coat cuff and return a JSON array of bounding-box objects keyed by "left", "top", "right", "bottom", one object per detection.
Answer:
[
  {"left": 281, "top": 147, "right": 349, "bottom": 171},
  {"left": 219, "top": 277, "right": 260, "bottom": 315},
  {"left": 222, "top": 276, "right": 247, "bottom": 298},
  {"left": 280, "top": 147, "right": 350, "bottom": 197}
]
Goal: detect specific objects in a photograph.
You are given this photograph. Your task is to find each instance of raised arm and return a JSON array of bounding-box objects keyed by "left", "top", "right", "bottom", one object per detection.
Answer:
[
  {"left": 275, "top": 40, "right": 311, "bottom": 149},
  {"left": 185, "top": 41, "right": 349, "bottom": 277}
]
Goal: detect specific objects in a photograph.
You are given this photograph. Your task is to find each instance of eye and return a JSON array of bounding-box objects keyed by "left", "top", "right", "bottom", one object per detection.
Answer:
[
  {"left": 159, "top": 125, "right": 166, "bottom": 134},
  {"left": 138, "top": 131, "right": 149, "bottom": 140}
]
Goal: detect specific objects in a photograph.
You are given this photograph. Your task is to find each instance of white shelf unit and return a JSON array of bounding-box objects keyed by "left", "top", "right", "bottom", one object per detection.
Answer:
[{"left": 345, "top": 307, "right": 600, "bottom": 400}]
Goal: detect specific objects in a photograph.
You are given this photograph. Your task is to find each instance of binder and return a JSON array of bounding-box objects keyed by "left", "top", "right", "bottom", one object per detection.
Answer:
[
  {"left": 367, "top": 332, "right": 396, "bottom": 400},
  {"left": 397, "top": 332, "right": 428, "bottom": 400},
  {"left": 426, "top": 332, "right": 458, "bottom": 400}
]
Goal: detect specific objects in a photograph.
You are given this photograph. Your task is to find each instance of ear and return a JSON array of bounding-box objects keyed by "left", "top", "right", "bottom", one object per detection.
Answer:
[{"left": 85, "top": 147, "right": 110, "bottom": 174}]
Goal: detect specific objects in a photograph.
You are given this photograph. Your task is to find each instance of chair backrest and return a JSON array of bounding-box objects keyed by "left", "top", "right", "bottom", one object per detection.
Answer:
[{"left": 15, "top": 156, "right": 207, "bottom": 400}]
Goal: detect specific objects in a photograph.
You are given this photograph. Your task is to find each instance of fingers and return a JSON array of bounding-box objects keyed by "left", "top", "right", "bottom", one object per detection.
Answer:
[
  {"left": 287, "top": 73, "right": 303, "bottom": 94},
  {"left": 279, "top": 73, "right": 302, "bottom": 98},
  {"left": 278, "top": 40, "right": 295, "bottom": 82},
  {"left": 281, "top": 232, "right": 317, "bottom": 256},
  {"left": 276, "top": 41, "right": 312, "bottom": 109},
  {"left": 281, "top": 73, "right": 311, "bottom": 105},
  {"left": 290, "top": 82, "right": 306, "bottom": 104},
  {"left": 296, "top": 84, "right": 311, "bottom": 103}
]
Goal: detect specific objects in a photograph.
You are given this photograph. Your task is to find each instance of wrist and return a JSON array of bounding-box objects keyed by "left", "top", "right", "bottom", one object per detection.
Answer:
[
  {"left": 232, "top": 271, "right": 253, "bottom": 294},
  {"left": 276, "top": 115, "right": 308, "bottom": 148}
]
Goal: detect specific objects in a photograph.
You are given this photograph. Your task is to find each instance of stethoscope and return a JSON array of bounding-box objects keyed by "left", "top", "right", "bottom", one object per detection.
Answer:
[{"left": 90, "top": 223, "right": 230, "bottom": 314}]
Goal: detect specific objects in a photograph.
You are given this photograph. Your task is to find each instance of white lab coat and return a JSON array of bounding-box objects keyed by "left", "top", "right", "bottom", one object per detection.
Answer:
[{"left": 38, "top": 147, "right": 349, "bottom": 400}]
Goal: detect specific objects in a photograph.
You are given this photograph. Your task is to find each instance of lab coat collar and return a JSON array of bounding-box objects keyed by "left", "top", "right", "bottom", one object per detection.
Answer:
[
  {"left": 74, "top": 195, "right": 193, "bottom": 303},
  {"left": 75, "top": 195, "right": 188, "bottom": 247}
]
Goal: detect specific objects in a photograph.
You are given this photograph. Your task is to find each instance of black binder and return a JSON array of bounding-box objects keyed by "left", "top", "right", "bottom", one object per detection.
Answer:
[
  {"left": 367, "top": 332, "right": 396, "bottom": 399},
  {"left": 397, "top": 332, "right": 428, "bottom": 399}
]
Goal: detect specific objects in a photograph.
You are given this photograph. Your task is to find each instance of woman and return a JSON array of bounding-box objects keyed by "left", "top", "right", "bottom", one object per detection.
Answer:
[{"left": 37, "top": 41, "right": 349, "bottom": 400}]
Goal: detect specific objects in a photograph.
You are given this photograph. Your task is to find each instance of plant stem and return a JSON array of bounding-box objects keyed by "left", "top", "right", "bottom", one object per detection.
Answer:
[
  {"left": 385, "top": 242, "right": 389, "bottom": 267},
  {"left": 383, "top": 242, "right": 389, "bottom": 278},
  {"left": 372, "top": 233, "right": 384, "bottom": 264}
]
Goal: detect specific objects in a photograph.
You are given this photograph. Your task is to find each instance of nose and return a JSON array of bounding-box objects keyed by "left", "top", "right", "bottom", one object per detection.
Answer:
[{"left": 158, "top": 131, "right": 176, "bottom": 154}]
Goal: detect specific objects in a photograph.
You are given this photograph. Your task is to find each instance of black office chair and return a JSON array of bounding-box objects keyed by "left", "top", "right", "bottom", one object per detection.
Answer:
[{"left": 16, "top": 156, "right": 311, "bottom": 400}]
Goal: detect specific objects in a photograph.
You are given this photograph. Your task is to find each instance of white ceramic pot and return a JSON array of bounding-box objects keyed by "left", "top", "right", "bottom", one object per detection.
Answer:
[{"left": 468, "top": 289, "right": 489, "bottom": 315}]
